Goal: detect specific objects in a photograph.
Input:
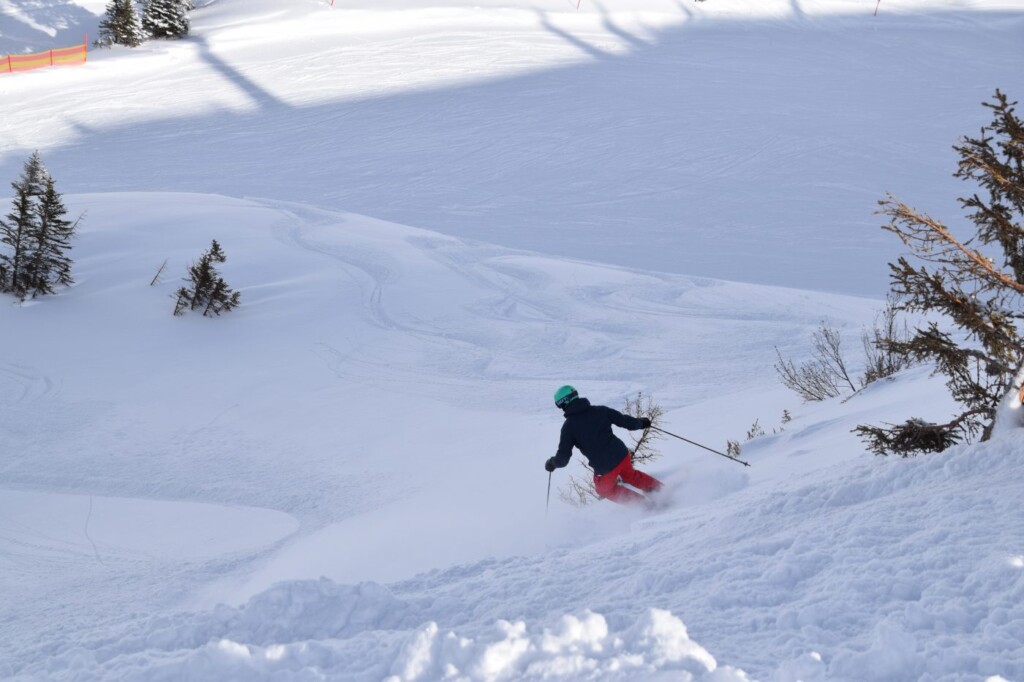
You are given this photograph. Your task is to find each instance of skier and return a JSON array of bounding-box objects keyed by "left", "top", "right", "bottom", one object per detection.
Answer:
[{"left": 545, "top": 385, "right": 664, "bottom": 505}]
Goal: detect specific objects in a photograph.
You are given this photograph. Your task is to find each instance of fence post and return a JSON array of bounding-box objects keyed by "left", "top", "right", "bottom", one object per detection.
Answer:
[{"left": 6, "top": 55, "right": 11, "bottom": 73}]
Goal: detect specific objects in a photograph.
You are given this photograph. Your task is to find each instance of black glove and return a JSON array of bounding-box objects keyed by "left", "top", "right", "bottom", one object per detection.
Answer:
[
  {"left": 641, "top": 417, "right": 652, "bottom": 429},
  {"left": 545, "top": 458, "right": 557, "bottom": 473}
]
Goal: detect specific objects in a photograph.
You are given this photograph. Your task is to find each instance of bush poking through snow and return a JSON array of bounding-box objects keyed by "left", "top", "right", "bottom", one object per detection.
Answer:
[
  {"left": 624, "top": 391, "right": 663, "bottom": 467},
  {"left": 727, "top": 411, "right": 789, "bottom": 456},
  {"left": 774, "top": 321, "right": 860, "bottom": 402},
  {"left": 853, "top": 417, "right": 966, "bottom": 457},
  {"left": 173, "top": 240, "right": 240, "bottom": 317},
  {"left": 861, "top": 294, "right": 915, "bottom": 385},
  {"left": 775, "top": 296, "right": 914, "bottom": 404}
]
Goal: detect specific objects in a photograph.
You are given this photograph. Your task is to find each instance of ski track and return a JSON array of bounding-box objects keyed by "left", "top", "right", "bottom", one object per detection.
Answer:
[
  {"left": 0, "top": 362, "right": 58, "bottom": 406},
  {"left": 261, "top": 198, "right": 879, "bottom": 412}
]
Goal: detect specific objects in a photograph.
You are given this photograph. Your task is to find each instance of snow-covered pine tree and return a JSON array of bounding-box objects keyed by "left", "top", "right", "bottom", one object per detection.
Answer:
[
  {"left": 96, "top": 0, "right": 145, "bottom": 48},
  {"left": 142, "top": 0, "right": 190, "bottom": 40},
  {"left": 173, "top": 240, "right": 241, "bottom": 317},
  {"left": 0, "top": 152, "right": 76, "bottom": 300}
]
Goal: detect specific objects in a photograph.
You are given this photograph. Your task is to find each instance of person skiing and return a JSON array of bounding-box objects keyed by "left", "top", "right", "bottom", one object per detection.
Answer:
[{"left": 545, "top": 385, "right": 664, "bottom": 505}]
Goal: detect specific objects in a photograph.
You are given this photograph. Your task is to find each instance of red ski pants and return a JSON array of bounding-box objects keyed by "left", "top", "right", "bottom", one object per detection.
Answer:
[{"left": 593, "top": 453, "right": 663, "bottom": 505}]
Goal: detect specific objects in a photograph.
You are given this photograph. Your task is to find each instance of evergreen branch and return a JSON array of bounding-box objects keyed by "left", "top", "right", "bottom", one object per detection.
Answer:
[{"left": 880, "top": 197, "right": 1024, "bottom": 295}]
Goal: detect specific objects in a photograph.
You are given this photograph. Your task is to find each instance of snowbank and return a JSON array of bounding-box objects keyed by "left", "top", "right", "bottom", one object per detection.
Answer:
[
  {"left": 9, "top": 580, "right": 751, "bottom": 681},
  {"left": 10, "top": 426, "right": 1023, "bottom": 681}
]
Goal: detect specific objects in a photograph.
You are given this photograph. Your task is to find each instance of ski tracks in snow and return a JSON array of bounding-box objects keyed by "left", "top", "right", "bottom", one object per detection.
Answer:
[
  {"left": 0, "top": 362, "right": 58, "bottom": 407},
  {"left": 263, "top": 198, "right": 879, "bottom": 413}
]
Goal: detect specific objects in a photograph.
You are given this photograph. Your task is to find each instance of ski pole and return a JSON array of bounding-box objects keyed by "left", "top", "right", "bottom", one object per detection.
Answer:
[
  {"left": 652, "top": 426, "right": 751, "bottom": 467},
  {"left": 545, "top": 472, "right": 553, "bottom": 517}
]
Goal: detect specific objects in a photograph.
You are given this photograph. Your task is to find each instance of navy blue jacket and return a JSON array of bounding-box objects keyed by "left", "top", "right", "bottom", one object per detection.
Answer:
[{"left": 552, "top": 398, "right": 646, "bottom": 475}]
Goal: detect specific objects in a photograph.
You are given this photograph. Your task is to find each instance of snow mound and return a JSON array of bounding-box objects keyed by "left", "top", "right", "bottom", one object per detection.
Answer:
[
  {"left": 385, "top": 609, "right": 749, "bottom": 682},
  {"left": 19, "top": 584, "right": 750, "bottom": 681}
]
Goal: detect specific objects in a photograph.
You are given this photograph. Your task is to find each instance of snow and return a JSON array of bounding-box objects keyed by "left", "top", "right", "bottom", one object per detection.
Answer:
[
  {"left": 2, "top": 1, "right": 1024, "bottom": 680},
  {"left": 0, "top": 489, "right": 297, "bottom": 560}
]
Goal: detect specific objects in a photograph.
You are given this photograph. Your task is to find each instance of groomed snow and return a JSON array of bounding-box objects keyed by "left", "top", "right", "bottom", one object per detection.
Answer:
[{"left": 2, "top": 1, "right": 1024, "bottom": 680}]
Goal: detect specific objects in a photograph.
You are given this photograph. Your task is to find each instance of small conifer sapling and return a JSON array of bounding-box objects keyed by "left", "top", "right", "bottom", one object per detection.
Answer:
[{"left": 173, "top": 240, "right": 241, "bottom": 317}]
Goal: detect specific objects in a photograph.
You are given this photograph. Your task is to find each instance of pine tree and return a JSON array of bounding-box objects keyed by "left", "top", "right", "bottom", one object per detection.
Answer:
[
  {"left": 0, "top": 186, "right": 36, "bottom": 298},
  {"left": 174, "top": 240, "right": 241, "bottom": 317},
  {"left": 142, "top": 0, "right": 189, "bottom": 40},
  {"left": 855, "top": 90, "right": 1024, "bottom": 455},
  {"left": 28, "top": 177, "right": 77, "bottom": 295},
  {"left": 96, "top": 0, "right": 145, "bottom": 48},
  {"left": 0, "top": 152, "right": 76, "bottom": 300},
  {"left": 17, "top": 151, "right": 48, "bottom": 197}
]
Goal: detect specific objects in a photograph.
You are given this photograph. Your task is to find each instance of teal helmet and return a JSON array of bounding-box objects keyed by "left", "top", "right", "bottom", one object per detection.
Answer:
[{"left": 554, "top": 385, "right": 579, "bottom": 409}]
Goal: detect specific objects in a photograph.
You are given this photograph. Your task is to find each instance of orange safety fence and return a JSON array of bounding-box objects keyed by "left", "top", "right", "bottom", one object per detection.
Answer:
[{"left": 4, "top": 36, "right": 88, "bottom": 74}]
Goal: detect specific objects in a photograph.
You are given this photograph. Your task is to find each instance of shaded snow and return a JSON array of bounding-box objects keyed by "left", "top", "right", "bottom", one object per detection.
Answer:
[{"left": 4, "top": 1, "right": 1023, "bottom": 296}]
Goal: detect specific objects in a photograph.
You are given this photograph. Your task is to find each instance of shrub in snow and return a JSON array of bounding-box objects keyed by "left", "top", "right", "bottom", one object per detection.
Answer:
[
  {"left": 853, "top": 417, "right": 963, "bottom": 457},
  {"left": 96, "top": 0, "right": 145, "bottom": 48},
  {"left": 0, "top": 152, "right": 78, "bottom": 300},
  {"left": 775, "top": 321, "right": 858, "bottom": 402},
  {"left": 142, "top": 0, "right": 190, "bottom": 40},
  {"left": 745, "top": 418, "right": 765, "bottom": 440},
  {"left": 173, "top": 239, "right": 240, "bottom": 317},
  {"left": 860, "top": 294, "right": 915, "bottom": 384},
  {"left": 622, "top": 391, "right": 663, "bottom": 469},
  {"left": 775, "top": 296, "right": 913, "bottom": 404},
  {"left": 859, "top": 89, "right": 1024, "bottom": 453}
]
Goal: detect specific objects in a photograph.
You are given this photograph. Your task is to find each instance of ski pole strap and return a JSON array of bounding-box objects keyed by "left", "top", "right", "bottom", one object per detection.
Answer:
[{"left": 652, "top": 426, "right": 751, "bottom": 467}]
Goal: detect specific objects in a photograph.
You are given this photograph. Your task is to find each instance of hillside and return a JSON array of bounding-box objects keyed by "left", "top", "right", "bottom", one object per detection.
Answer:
[{"left": 1, "top": 1, "right": 1023, "bottom": 680}]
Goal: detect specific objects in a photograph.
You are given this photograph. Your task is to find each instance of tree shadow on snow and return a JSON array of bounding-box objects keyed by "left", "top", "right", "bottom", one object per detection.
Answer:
[
  {"left": 2, "top": 7, "right": 1023, "bottom": 296},
  {"left": 191, "top": 34, "right": 285, "bottom": 111}
]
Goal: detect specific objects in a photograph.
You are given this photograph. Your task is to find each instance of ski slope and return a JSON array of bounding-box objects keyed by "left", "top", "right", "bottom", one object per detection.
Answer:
[{"left": 2, "top": 1, "right": 1024, "bottom": 680}]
